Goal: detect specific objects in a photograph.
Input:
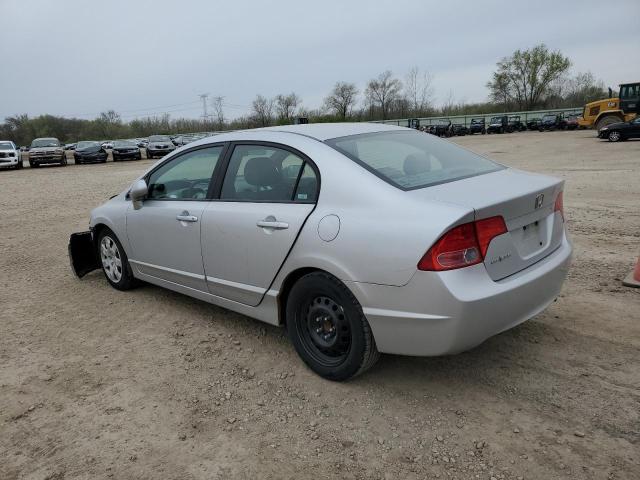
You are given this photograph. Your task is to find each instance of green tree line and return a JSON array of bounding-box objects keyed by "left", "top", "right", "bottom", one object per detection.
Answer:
[{"left": 1, "top": 45, "right": 608, "bottom": 146}]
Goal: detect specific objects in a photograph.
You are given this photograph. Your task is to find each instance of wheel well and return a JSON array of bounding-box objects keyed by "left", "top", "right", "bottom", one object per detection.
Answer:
[
  {"left": 92, "top": 223, "right": 111, "bottom": 251},
  {"left": 277, "top": 267, "right": 324, "bottom": 326}
]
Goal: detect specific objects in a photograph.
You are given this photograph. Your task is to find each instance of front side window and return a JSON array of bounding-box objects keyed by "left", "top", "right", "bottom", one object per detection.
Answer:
[
  {"left": 221, "top": 145, "right": 318, "bottom": 202},
  {"left": 147, "top": 146, "right": 223, "bottom": 200},
  {"left": 326, "top": 130, "right": 502, "bottom": 190}
]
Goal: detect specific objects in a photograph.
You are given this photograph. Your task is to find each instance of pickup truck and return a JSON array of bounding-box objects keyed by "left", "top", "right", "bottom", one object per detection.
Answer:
[{"left": 29, "top": 137, "right": 67, "bottom": 167}]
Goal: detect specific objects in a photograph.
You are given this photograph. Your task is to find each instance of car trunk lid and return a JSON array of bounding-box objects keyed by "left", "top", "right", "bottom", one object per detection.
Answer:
[{"left": 409, "top": 168, "right": 564, "bottom": 280}]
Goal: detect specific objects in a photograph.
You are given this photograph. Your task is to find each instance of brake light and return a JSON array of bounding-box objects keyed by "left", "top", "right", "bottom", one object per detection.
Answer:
[
  {"left": 475, "top": 216, "right": 508, "bottom": 257},
  {"left": 554, "top": 191, "right": 564, "bottom": 221},
  {"left": 418, "top": 216, "right": 507, "bottom": 271}
]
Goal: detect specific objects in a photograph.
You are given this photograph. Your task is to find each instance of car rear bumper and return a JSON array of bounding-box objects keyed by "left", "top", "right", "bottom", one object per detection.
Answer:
[{"left": 349, "top": 233, "right": 572, "bottom": 356}]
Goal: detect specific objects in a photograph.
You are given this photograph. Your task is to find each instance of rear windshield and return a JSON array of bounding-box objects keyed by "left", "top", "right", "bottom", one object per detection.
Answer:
[{"left": 326, "top": 130, "right": 503, "bottom": 190}]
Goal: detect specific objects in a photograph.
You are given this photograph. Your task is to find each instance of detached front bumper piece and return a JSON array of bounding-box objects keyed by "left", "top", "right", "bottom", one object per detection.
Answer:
[{"left": 68, "top": 231, "right": 100, "bottom": 278}]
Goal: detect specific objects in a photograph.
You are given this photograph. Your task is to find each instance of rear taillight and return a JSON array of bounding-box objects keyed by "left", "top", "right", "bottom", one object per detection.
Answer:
[
  {"left": 554, "top": 191, "right": 564, "bottom": 221},
  {"left": 418, "top": 216, "right": 507, "bottom": 272}
]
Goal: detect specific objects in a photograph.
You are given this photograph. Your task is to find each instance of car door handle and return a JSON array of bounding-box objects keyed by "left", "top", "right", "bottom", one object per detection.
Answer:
[
  {"left": 257, "top": 219, "right": 289, "bottom": 230},
  {"left": 176, "top": 212, "right": 198, "bottom": 222}
]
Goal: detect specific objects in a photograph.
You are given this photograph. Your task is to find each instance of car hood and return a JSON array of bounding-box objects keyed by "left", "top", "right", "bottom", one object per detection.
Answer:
[
  {"left": 77, "top": 146, "right": 102, "bottom": 154},
  {"left": 30, "top": 146, "right": 60, "bottom": 152},
  {"left": 148, "top": 142, "right": 174, "bottom": 148}
]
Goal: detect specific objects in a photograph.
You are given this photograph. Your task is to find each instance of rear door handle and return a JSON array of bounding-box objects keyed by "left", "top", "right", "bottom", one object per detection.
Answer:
[
  {"left": 176, "top": 211, "right": 198, "bottom": 222},
  {"left": 257, "top": 218, "right": 289, "bottom": 230}
]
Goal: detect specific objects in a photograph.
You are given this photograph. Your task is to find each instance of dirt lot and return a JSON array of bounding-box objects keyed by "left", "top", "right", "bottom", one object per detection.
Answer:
[{"left": 1, "top": 130, "right": 638, "bottom": 480}]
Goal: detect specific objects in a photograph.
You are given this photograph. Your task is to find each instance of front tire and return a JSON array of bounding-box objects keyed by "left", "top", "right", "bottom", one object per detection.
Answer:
[
  {"left": 97, "top": 229, "right": 137, "bottom": 291},
  {"left": 607, "top": 130, "right": 622, "bottom": 142},
  {"left": 286, "top": 272, "right": 380, "bottom": 381}
]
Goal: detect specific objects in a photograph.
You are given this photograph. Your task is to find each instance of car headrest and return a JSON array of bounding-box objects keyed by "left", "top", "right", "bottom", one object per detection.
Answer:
[
  {"left": 244, "top": 157, "right": 281, "bottom": 186},
  {"left": 403, "top": 153, "right": 430, "bottom": 176}
]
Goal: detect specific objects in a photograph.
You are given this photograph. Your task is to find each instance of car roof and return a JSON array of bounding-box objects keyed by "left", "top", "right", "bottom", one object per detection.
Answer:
[{"left": 253, "top": 122, "right": 407, "bottom": 141}]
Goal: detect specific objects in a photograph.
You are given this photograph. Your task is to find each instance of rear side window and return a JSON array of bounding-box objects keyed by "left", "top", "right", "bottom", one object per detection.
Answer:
[
  {"left": 326, "top": 130, "right": 502, "bottom": 190},
  {"left": 221, "top": 145, "right": 318, "bottom": 202}
]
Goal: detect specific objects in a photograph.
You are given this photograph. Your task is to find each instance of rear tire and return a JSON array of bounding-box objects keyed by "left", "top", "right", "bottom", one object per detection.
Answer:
[
  {"left": 286, "top": 271, "right": 380, "bottom": 381},
  {"left": 97, "top": 229, "right": 138, "bottom": 291},
  {"left": 596, "top": 115, "right": 622, "bottom": 132}
]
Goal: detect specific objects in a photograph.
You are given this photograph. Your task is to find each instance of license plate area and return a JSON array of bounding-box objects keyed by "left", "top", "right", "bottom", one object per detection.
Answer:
[{"left": 509, "top": 216, "right": 551, "bottom": 259}]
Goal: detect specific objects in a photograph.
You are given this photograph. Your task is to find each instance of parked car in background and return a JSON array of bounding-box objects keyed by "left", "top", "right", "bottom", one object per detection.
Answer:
[
  {"left": 69, "top": 123, "right": 571, "bottom": 381},
  {"left": 137, "top": 139, "right": 148, "bottom": 148},
  {"left": 64, "top": 143, "right": 77, "bottom": 150},
  {"left": 487, "top": 116, "right": 511, "bottom": 134},
  {"left": 0, "top": 140, "right": 23, "bottom": 169},
  {"left": 433, "top": 119, "right": 452, "bottom": 137},
  {"left": 468, "top": 118, "right": 486, "bottom": 135},
  {"left": 74, "top": 141, "right": 108, "bottom": 164},
  {"left": 112, "top": 140, "right": 142, "bottom": 161},
  {"left": 539, "top": 114, "right": 565, "bottom": 131},
  {"left": 101, "top": 141, "right": 114, "bottom": 149},
  {"left": 29, "top": 137, "right": 66, "bottom": 167},
  {"left": 598, "top": 117, "right": 640, "bottom": 142},
  {"left": 527, "top": 117, "right": 542, "bottom": 130},
  {"left": 145, "top": 134, "right": 176, "bottom": 159},
  {"left": 564, "top": 113, "right": 580, "bottom": 130},
  {"left": 451, "top": 124, "right": 468, "bottom": 136},
  {"left": 508, "top": 116, "right": 526, "bottom": 132}
]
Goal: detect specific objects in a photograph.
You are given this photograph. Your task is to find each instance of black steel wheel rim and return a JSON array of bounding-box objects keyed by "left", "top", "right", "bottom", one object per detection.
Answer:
[{"left": 297, "top": 295, "right": 351, "bottom": 366}]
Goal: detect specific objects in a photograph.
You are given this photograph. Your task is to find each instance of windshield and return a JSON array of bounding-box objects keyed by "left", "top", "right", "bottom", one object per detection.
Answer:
[
  {"left": 0, "top": 142, "right": 13, "bottom": 150},
  {"left": 31, "top": 138, "right": 60, "bottom": 148},
  {"left": 543, "top": 115, "right": 556, "bottom": 121},
  {"left": 114, "top": 140, "right": 136, "bottom": 147},
  {"left": 149, "top": 135, "right": 171, "bottom": 142},
  {"left": 77, "top": 141, "right": 100, "bottom": 149},
  {"left": 471, "top": 118, "right": 484, "bottom": 123},
  {"left": 490, "top": 117, "right": 502, "bottom": 123},
  {"left": 326, "top": 130, "right": 503, "bottom": 190}
]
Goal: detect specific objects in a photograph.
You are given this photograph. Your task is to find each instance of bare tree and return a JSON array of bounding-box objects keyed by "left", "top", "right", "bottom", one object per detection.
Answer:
[
  {"left": 323, "top": 82, "right": 359, "bottom": 119},
  {"left": 365, "top": 70, "right": 402, "bottom": 120},
  {"left": 487, "top": 44, "right": 571, "bottom": 110},
  {"left": 211, "top": 96, "right": 225, "bottom": 127},
  {"left": 275, "top": 93, "right": 301, "bottom": 123},
  {"left": 404, "top": 67, "right": 434, "bottom": 115},
  {"left": 251, "top": 95, "right": 274, "bottom": 127}
]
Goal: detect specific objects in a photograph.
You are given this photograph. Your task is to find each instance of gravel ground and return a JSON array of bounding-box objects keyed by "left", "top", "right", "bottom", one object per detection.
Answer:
[{"left": 1, "top": 130, "right": 638, "bottom": 480}]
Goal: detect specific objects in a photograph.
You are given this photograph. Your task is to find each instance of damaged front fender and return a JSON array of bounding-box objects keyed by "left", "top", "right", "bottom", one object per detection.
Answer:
[{"left": 68, "top": 231, "right": 100, "bottom": 278}]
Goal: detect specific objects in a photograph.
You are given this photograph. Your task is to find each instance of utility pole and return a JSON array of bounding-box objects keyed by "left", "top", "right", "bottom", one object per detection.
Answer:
[{"left": 199, "top": 93, "right": 209, "bottom": 120}]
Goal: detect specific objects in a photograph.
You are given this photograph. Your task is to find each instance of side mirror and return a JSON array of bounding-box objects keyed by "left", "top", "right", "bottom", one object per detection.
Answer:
[{"left": 130, "top": 179, "right": 148, "bottom": 210}]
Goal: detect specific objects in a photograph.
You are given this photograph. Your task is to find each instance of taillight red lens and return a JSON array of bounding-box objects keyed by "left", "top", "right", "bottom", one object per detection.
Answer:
[
  {"left": 475, "top": 216, "right": 508, "bottom": 257},
  {"left": 554, "top": 191, "right": 564, "bottom": 221},
  {"left": 418, "top": 216, "right": 507, "bottom": 272}
]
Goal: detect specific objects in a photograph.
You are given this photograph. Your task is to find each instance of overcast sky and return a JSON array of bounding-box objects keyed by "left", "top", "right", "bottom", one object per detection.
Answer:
[{"left": 1, "top": 0, "right": 638, "bottom": 121}]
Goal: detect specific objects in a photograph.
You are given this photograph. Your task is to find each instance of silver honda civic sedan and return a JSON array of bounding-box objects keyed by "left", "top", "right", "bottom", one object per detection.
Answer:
[{"left": 69, "top": 123, "right": 572, "bottom": 380}]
